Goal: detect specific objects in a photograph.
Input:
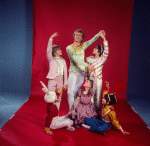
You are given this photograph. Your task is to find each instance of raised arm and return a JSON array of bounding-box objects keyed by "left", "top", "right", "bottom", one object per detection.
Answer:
[
  {"left": 101, "top": 31, "right": 109, "bottom": 60},
  {"left": 118, "top": 126, "right": 130, "bottom": 135},
  {"left": 47, "top": 32, "right": 58, "bottom": 61},
  {"left": 83, "top": 30, "right": 103, "bottom": 50},
  {"left": 109, "top": 109, "right": 129, "bottom": 135}
]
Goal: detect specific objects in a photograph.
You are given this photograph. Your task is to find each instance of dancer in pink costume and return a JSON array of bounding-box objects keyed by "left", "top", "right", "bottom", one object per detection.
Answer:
[{"left": 46, "top": 32, "right": 67, "bottom": 110}]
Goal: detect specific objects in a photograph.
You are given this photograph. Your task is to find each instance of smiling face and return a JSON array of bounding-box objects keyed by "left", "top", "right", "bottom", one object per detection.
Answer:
[
  {"left": 83, "top": 80, "right": 91, "bottom": 88},
  {"left": 54, "top": 49, "right": 62, "bottom": 56},
  {"left": 74, "top": 32, "right": 83, "bottom": 42}
]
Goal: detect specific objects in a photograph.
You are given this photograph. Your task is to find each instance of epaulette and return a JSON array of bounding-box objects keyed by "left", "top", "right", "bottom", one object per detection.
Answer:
[{"left": 109, "top": 107, "right": 114, "bottom": 111}]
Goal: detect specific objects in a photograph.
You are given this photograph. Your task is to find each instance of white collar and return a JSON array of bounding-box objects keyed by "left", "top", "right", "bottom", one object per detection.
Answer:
[
  {"left": 55, "top": 57, "right": 60, "bottom": 59},
  {"left": 83, "top": 90, "right": 88, "bottom": 94}
]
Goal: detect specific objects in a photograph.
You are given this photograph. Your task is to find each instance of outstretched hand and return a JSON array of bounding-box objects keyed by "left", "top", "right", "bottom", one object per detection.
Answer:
[
  {"left": 122, "top": 131, "right": 130, "bottom": 135},
  {"left": 119, "top": 127, "right": 130, "bottom": 135},
  {"left": 63, "top": 84, "right": 68, "bottom": 90},
  {"left": 50, "top": 32, "right": 58, "bottom": 39},
  {"left": 98, "top": 30, "right": 106, "bottom": 41},
  {"left": 101, "top": 30, "right": 106, "bottom": 38},
  {"left": 87, "top": 64, "right": 94, "bottom": 73},
  {"left": 72, "top": 109, "right": 75, "bottom": 114}
]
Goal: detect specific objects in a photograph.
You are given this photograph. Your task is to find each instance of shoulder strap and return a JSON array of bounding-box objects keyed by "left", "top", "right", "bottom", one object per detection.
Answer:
[{"left": 102, "top": 109, "right": 110, "bottom": 117}]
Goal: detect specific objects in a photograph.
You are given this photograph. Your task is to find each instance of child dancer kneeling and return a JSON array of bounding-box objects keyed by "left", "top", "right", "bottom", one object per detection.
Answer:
[
  {"left": 40, "top": 81, "right": 75, "bottom": 135},
  {"left": 82, "top": 82, "right": 129, "bottom": 135}
]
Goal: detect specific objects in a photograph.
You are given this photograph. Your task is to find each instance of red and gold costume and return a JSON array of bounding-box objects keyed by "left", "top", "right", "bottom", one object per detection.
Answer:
[
  {"left": 102, "top": 104, "right": 121, "bottom": 130},
  {"left": 45, "top": 89, "right": 62, "bottom": 133}
]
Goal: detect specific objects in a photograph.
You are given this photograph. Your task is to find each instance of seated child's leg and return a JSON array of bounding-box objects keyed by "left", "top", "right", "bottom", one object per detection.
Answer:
[
  {"left": 84, "top": 118, "right": 110, "bottom": 133},
  {"left": 84, "top": 118, "right": 100, "bottom": 132},
  {"left": 50, "top": 116, "right": 74, "bottom": 130},
  {"left": 62, "top": 116, "right": 74, "bottom": 128},
  {"left": 97, "top": 122, "right": 111, "bottom": 132},
  {"left": 84, "top": 117, "right": 101, "bottom": 127}
]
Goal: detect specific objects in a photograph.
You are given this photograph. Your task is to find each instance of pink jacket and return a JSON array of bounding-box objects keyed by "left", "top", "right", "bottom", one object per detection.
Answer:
[{"left": 46, "top": 39, "right": 67, "bottom": 85}]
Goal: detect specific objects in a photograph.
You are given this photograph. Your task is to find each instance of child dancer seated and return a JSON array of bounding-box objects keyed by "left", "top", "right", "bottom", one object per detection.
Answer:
[
  {"left": 67, "top": 79, "right": 98, "bottom": 128},
  {"left": 40, "top": 81, "right": 75, "bottom": 135},
  {"left": 82, "top": 82, "right": 129, "bottom": 135}
]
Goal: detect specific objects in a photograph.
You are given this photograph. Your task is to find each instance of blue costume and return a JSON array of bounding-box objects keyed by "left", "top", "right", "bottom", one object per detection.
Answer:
[
  {"left": 84, "top": 93, "right": 121, "bottom": 134},
  {"left": 84, "top": 117, "right": 111, "bottom": 133}
]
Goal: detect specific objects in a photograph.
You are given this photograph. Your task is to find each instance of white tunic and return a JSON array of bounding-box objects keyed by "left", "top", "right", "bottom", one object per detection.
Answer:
[{"left": 55, "top": 57, "right": 64, "bottom": 77}]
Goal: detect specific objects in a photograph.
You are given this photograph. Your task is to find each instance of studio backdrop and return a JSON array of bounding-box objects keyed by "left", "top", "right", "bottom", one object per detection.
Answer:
[{"left": 32, "top": 0, "right": 134, "bottom": 103}]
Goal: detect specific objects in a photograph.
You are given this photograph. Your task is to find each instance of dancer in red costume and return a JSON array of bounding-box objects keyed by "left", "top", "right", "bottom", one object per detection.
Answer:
[{"left": 40, "top": 81, "right": 75, "bottom": 135}]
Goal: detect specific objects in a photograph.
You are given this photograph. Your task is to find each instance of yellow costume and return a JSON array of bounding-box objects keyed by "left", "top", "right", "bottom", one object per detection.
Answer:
[{"left": 102, "top": 105, "right": 121, "bottom": 130}]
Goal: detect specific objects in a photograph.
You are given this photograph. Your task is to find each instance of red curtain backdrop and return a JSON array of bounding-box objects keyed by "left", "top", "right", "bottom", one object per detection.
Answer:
[
  {"left": 31, "top": 0, "right": 133, "bottom": 99},
  {"left": 1, "top": 0, "right": 150, "bottom": 146}
]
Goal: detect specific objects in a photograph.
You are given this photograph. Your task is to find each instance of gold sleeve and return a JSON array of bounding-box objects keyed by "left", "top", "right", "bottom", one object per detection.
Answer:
[{"left": 108, "top": 111, "right": 121, "bottom": 129}]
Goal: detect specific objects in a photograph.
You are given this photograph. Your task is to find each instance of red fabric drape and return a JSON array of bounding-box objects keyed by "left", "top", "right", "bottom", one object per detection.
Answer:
[
  {"left": 0, "top": 0, "right": 150, "bottom": 146},
  {"left": 31, "top": 0, "right": 133, "bottom": 99}
]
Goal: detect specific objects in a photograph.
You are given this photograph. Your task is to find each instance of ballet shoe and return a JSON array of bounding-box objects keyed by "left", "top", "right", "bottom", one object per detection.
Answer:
[{"left": 45, "top": 127, "right": 53, "bottom": 135}]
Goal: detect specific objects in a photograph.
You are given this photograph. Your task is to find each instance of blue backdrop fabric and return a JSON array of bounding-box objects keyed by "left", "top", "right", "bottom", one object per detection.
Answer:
[
  {"left": 127, "top": 0, "right": 150, "bottom": 127},
  {"left": 0, "top": 0, "right": 33, "bottom": 128}
]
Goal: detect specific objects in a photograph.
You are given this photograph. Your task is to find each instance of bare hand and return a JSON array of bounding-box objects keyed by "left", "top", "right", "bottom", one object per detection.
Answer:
[
  {"left": 98, "top": 30, "right": 103, "bottom": 37},
  {"left": 119, "top": 127, "right": 130, "bottom": 135},
  {"left": 76, "top": 96, "right": 80, "bottom": 102},
  {"left": 50, "top": 32, "right": 58, "bottom": 39},
  {"left": 101, "top": 30, "right": 106, "bottom": 36},
  {"left": 98, "top": 30, "right": 106, "bottom": 41},
  {"left": 63, "top": 84, "right": 68, "bottom": 90},
  {"left": 87, "top": 65, "right": 94, "bottom": 73},
  {"left": 72, "top": 109, "right": 75, "bottom": 113},
  {"left": 56, "top": 96, "right": 61, "bottom": 102},
  {"left": 122, "top": 131, "right": 130, "bottom": 135}
]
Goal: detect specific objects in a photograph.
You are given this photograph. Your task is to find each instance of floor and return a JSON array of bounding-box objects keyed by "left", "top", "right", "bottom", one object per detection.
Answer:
[
  {"left": 0, "top": 92, "right": 150, "bottom": 129},
  {"left": 0, "top": 92, "right": 29, "bottom": 129},
  {"left": 127, "top": 98, "right": 150, "bottom": 128}
]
